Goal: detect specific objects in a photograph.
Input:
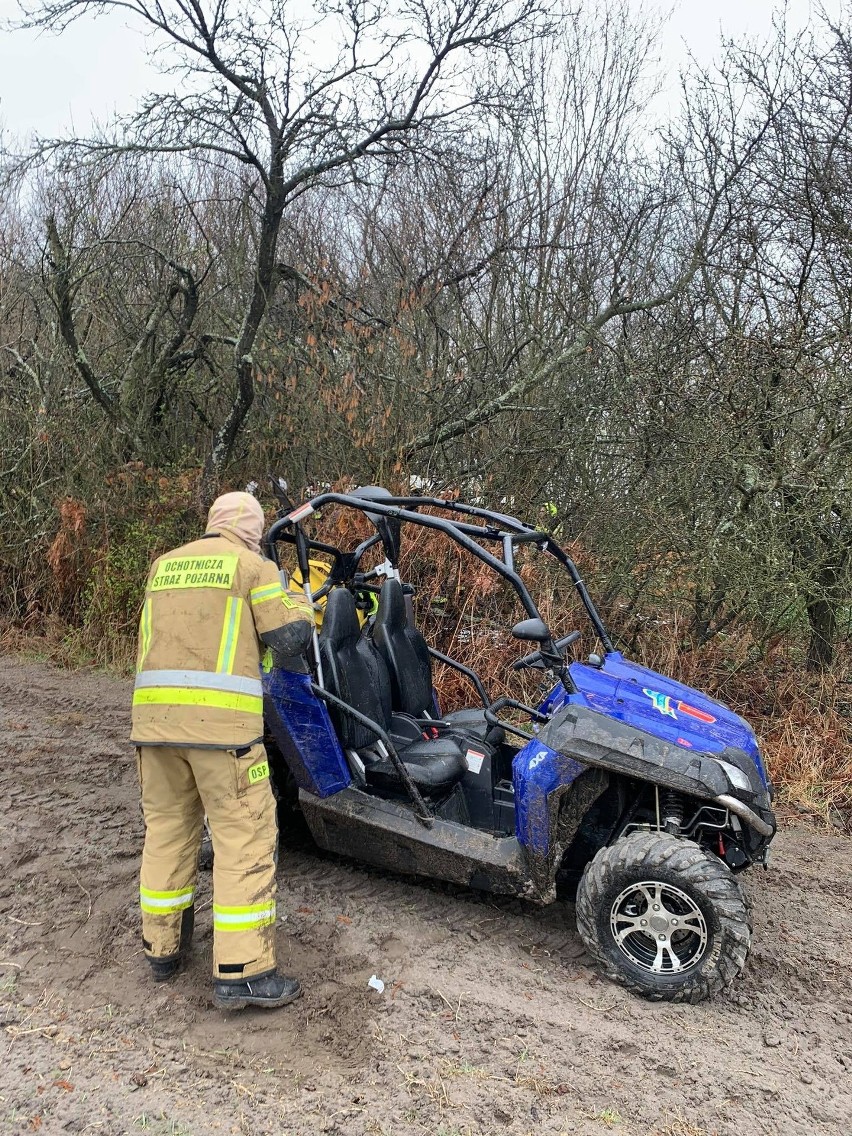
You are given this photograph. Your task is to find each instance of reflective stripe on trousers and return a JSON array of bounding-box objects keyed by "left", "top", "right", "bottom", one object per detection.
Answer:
[
  {"left": 213, "top": 901, "right": 276, "bottom": 933},
  {"left": 140, "top": 884, "right": 195, "bottom": 915},
  {"left": 137, "top": 743, "right": 278, "bottom": 979}
]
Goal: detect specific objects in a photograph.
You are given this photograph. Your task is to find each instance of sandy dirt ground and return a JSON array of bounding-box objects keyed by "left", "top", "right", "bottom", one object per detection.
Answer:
[{"left": 1, "top": 654, "right": 850, "bottom": 1136}]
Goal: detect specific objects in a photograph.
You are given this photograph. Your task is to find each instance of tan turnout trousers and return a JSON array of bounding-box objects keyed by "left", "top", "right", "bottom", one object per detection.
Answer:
[{"left": 137, "top": 742, "right": 278, "bottom": 981}]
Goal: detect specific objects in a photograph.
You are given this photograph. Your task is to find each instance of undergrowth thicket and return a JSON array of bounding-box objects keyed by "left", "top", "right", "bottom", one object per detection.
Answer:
[{"left": 2, "top": 468, "right": 848, "bottom": 825}]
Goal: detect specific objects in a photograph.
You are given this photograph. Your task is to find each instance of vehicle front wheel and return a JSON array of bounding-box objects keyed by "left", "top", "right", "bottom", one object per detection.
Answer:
[{"left": 575, "top": 830, "right": 751, "bottom": 1003}]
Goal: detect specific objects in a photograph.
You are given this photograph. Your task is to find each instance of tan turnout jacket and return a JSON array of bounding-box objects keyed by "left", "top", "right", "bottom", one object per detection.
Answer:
[{"left": 131, "top": 530, "right": 311, "bottom": 747}]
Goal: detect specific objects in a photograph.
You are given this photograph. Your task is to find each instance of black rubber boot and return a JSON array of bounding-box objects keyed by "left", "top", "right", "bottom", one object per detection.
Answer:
[
  {"left": 213, "top": 971, "right": 302, "bottom": 1011},
  {"left": 146, "top": 906, "right": 195, "bottom": 983},
  {"left": 149, "top": 954, "right": 181, "bottom": 982}
]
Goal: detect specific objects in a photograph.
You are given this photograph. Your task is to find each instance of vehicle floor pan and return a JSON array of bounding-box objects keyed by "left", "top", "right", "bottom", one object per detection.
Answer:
[{"left": 298, "top": 787, "right": 539, "bottom": 900}]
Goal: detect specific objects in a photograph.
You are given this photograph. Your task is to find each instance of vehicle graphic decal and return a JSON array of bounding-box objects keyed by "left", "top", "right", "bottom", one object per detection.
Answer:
[
  {"left": 642, "top": 688, "right": 717, "bottom": 725},
  {"left": 677, "top": 701, "right": 717, "bottom": 724},
  {"left": 642, "top": 689, "right": 678, "bottom": 718}
]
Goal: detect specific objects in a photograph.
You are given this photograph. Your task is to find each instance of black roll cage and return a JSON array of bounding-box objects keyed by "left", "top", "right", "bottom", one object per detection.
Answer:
[{"left": 265, "top": 492, "right": 614, "bottom": 655}]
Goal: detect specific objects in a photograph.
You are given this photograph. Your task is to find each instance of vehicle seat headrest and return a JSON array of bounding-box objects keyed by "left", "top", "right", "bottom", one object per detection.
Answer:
[
  {"left": 319, "top": 587, "right": 361, "bottom": 645},
  {"left": 375, "top": 578, "right": 406, "bottom": 629}
]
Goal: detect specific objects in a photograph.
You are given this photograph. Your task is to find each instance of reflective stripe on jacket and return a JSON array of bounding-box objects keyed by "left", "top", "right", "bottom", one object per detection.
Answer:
[{"left": 130, "top": 531, "right": 312, "bottom": 747}]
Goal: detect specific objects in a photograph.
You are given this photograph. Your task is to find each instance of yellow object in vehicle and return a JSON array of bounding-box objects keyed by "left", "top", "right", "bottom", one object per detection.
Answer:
[
  {"left": 289, "top": 559, "right": 333, "bottom": 627},
  {"left": 289, "top": 558, "right": 374, "bottom": 627}
]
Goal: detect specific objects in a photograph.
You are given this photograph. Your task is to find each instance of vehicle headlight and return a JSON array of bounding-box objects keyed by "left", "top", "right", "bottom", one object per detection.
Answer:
[{"left": 716, "top": 759, "right": 752, "bottom": 794}]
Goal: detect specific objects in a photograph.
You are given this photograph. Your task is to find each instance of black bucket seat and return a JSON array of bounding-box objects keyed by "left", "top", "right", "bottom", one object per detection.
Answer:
[
  {"left": 318, "top": 587, "right": 466, "bottom": 796},
  {"left": 372, "top": 579, "right": 504, "bottom": 749}
]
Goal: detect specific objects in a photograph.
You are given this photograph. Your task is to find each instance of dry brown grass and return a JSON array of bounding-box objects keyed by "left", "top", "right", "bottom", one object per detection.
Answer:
[{"left": 4, "top": 485, "right": 849, "bottom": 824}]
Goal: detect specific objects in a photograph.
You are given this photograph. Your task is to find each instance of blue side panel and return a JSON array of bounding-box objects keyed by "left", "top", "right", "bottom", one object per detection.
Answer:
[
  {"left": 262, "top": 668, "right": 351, "bottom": 798},
  {"left": 537, "top": 651, "right": 769, "bottom": 790},
  {"left": 513, "top": 740, "right": 586, "bottom": 855}
]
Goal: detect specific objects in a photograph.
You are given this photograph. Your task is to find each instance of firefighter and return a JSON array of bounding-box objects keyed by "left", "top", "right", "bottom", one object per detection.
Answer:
[{"left": 131, "top": 491, "right": 313, "bottom": 1010}]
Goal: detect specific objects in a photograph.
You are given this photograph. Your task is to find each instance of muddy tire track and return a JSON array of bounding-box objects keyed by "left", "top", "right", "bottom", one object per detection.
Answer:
[{"left": 1, "top": 655, "right": 850, "bottom": 1136}]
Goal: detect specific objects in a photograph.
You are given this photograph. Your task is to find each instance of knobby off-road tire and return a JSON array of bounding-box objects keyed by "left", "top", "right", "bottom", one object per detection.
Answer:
[{"left": 575, "top": 830, "right": 751, "bottom": 1003}]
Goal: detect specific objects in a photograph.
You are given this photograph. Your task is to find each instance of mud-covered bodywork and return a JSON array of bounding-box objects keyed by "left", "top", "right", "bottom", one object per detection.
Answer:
[
  {"left": 549, "top": 650, "right": 770, "bottom": 787},
  {"left": 262, "top": 640, "right": 774, "bottom": 902},
  {"left": 261, "top": 488, "right": 777, "bottom": 911},
  {"left": 298, "top": 786, "right": 535, "bottom": 898},
  {"left": 529, "top": 651, "right": 775, "bottom": 865},
  {"left": 264, "top": 666, "right": 612, "bottom": 902},
  {"left": 537, "top": 706, "right": 774, "bottom": 849}
]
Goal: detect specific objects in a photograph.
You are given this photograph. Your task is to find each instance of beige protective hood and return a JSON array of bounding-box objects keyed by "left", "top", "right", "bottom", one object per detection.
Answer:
[{"left": 206, "top": 492, "right": 265, "bottom": 554}]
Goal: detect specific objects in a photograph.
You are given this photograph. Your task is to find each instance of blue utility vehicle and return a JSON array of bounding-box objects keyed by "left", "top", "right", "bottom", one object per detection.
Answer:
[{"left": 262, "top": 488, "right": 775, "bottom": 1002}]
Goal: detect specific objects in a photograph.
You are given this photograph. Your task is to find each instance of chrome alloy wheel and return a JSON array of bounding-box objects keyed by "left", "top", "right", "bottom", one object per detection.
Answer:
[{"left": 609, "top": 880, "right": 708, "bottom": 974}]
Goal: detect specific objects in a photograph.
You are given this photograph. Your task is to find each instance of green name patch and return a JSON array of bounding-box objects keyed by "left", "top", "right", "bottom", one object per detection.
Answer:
[
  {"left": 248, "top": 761, "right": 270, "bottom": 784},
  {"left": 150, "top": 554, "right": 238, "bottom": 591}
]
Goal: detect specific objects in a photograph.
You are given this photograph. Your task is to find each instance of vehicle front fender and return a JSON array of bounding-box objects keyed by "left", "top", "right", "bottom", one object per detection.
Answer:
[
  {"left": 513, "top": 740, "right": 609, "bottom": 900},
  {"left": 537, "top": 704, "right": 775, "bottom": 841}
]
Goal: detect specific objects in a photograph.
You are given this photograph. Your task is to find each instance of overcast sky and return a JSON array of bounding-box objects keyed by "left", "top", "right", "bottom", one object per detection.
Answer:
[{"left": 0, "top": 0, "right": 840, "bottom": 143}]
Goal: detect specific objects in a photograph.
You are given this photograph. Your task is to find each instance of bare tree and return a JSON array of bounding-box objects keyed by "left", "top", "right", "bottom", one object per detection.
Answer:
[
  {"left": 14, "top": 0, "right": 552, "bottom": 481},
  {"left": 686, "top": 17, "right": 852, "bottom": 668},
  {"left": 582, "top": 11, "right": 852, "bottom": 669},
  {"left": 392, "top": 3, "right": 753, "bottom": 464}
]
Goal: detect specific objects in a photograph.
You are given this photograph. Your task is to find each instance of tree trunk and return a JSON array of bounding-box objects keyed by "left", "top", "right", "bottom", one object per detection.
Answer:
[
  {"left": 805, "top": 595, "right": 838, "bottom": 671},
  {"left": 204, "top": 177, "right": 285, "bottom": 488}
]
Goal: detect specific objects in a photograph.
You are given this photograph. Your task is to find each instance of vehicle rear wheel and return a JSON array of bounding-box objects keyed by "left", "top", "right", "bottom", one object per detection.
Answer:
[
  {"left": 575, "top": 830, "right": 751, "bottom": 1003},
  {"left": 198, "top": 820, "right": 214, "bottom": 871}
]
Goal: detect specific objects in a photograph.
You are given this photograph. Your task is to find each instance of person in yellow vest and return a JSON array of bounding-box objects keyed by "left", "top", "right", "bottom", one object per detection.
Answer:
[{"left": 131, "top": 491, "right": 313, "bottom": 1010}]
